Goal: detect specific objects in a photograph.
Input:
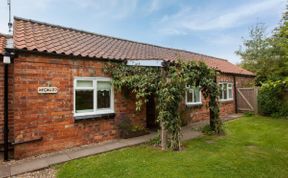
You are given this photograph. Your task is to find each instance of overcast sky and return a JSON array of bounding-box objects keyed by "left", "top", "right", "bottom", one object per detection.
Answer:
[{"left": 0, "top": 0, "right": 286, "bottom": 63}]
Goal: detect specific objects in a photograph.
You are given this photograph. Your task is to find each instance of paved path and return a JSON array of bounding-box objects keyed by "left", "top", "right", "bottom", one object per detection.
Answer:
[{"left": 0, "top": 113, "right": 242, "bottom": 177}]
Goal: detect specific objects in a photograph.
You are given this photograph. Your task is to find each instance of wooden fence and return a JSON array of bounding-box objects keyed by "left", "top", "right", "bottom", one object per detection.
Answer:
[{"left": 237, "top": 87, "right": 259, "bottom": 114}]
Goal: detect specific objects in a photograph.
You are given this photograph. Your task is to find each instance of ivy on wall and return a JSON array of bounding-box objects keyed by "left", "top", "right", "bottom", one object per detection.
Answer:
[{"left": 104, "top": 60, "right": 222, "bottom": 150}]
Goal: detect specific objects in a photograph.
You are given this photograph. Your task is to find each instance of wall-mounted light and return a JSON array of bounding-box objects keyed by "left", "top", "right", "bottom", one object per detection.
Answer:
[{"left": 3, "top": 55, "right": 11, "bottom": 64}]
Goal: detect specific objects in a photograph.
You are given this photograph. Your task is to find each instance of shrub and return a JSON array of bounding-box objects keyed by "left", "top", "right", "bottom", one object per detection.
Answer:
[
  {"left": 149, "top": 134, "right": 161, "bottom": 146},
  {"left": 243, "top": 112, "right": 255, "bottom": 117},
  {"left": 201, "top": 124, "right": 225, "bottom": 135},
  {"left": 258, "top": 79, "right": 288, "bottom": 118}
]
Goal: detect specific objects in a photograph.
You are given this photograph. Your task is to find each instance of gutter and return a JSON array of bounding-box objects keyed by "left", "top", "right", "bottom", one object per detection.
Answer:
[{"left": 221, "top": 71, "right": 256, "bottom": 78}]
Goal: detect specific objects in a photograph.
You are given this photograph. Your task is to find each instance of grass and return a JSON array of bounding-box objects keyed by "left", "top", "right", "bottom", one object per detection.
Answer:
[{"left": 56, "top": 116, "right": 288, "bottom": 178}]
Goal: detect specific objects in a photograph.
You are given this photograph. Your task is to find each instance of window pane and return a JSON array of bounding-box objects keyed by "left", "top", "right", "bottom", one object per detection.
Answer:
[
  {"left": 194, "top": 87, "right": 200, "bottom": 102},
  {"left": 219, "top": 84, "right": 223, "bottom": 99},
  {"left": 97, "top": 81, "right": 111, "bottom": 109},
  {"left": 75, "top": 90, "right": 94, "bottom": 113},
  {"left": 77, "top": 80, "right": 93, "bottom": 87},
  {"left": 223, "top": 83, "right": 227, "bottom": 99},
  {"left": 187, "top": 90, "right": 193, "bottom": 103},
  {"left": 228, "top": 88, "right": 233, "bottom": 99}
]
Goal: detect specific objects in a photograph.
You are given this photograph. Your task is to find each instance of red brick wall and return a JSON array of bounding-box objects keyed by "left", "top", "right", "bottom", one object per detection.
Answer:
[
  {"left": 10, "top": 53, "right": 255, "bottom": 159},
  {"left": 13, "top": 54, "right": 146, "bottom": 159},
  {"left": 235, "top": 76, "right": 255, "bottom": 87}
]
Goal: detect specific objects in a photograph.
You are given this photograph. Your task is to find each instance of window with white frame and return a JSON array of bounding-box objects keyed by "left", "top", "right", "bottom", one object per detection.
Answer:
[
  {"left": 185, "top": 86, "right": 202, "bottom": 105},
  {"left": 74, "top": 77, "right": 114, "bottom": 116},
  {"left": 219, "top": 82, "right": 233, "bottom": 101}
]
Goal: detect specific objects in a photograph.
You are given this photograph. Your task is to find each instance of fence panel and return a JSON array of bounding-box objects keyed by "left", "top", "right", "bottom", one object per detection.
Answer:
[{"left": 237, "top": 87, "right": 258, "bottom": 113}]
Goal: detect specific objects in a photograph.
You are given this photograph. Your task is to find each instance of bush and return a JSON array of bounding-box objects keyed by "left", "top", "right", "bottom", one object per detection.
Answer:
[
  {"left": 202, "top": 124, "right": 225, "bottom": 135},
  {"left": 243, "top": 112, "right": 255, "bottom": 117},
  {"left": 258, "top": 80, "right": 288, "bottom": 118},
  {"left": 149, "top": 134, "right": 161, "bottom": 146}
]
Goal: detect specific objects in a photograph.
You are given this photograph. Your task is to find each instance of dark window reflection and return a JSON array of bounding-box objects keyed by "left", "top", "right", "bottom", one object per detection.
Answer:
[{"left": 76, "top": 90, "right": 93, "bottom": 113}]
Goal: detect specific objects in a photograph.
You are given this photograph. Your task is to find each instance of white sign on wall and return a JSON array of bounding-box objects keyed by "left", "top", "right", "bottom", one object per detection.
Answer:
[
  {"left": 38, "top": 87, "right": 58, "bottom": 94},
  {"left": 127, "top": 60, "right": 163, "bottom": 67}
]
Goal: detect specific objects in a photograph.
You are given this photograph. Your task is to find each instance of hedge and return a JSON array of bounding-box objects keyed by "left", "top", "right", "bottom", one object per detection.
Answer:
[{"left": 258, "top": 79, "right": 288, "bottom": 118}]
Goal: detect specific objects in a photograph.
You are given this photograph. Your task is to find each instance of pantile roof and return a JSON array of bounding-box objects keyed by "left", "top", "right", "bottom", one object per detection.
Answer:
[
  {"left": 13, "top": 17, "right": 254, "bottom": 76},
  {"left": 0, "top": 34, "right": 7, "bottom": 55}
]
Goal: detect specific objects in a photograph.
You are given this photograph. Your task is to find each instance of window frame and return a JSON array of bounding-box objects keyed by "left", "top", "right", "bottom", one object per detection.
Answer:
[
  {"left": 74, "top": 77, "right": 114, "bottom": 117},
  {"left": 219, "top": 82, "right": 233, "bottom": 101},
  {"left": 185, "top": 86, "right": 202, "bottom": 106}
]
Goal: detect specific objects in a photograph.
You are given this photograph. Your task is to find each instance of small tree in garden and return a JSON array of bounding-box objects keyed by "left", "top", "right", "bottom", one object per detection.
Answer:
[{"left": 104, "top": 60, "right": 221, "bottom": 151}]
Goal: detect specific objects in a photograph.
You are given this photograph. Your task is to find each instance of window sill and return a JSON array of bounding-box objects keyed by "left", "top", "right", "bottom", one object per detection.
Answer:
[
  {"left": 74, "top": 113, "right": 115, "bottom": 121},
  {"left": 186, "top": 103, "right": 203, "bottom": 107},
  {"left": 219, "top": 99, "right": 234, "bottom": 103}
]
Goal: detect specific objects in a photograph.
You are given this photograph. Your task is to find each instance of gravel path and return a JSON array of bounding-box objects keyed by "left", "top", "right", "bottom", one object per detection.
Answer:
[{"left": 10, "top": 168, "right": 56, "bottom": 178}]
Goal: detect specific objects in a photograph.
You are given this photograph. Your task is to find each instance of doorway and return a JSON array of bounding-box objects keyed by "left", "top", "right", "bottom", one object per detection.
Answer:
[{"left": 146, "top": 94, "right": 158, "bottom": 129}]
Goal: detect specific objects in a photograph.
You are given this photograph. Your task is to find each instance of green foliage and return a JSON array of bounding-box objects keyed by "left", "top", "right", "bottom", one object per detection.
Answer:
[
  {"left": 104, "top": 60, "right": 221, "bottom": 150},
  {"left": 236, "top": 24, "right": 276, "bottom": 85},
  {"left": 149, "top": 134, "right": 161, "bottom": 146},
  {"left": 243, "top": 112, "right": 255, "bottom": 117},
  {"left": 236, "top": 24, "right": 271, "bottom": 73},
  {"left": 258, "top": 79, "right": 288, "bottom": 118},
  {"left": 201, "top": 124, "right": 216, "bottom": 135},
  {"left": 270, "top": 5, "right": 288, "bottom": 81},
  {"left": 104, "top": 63, "right": 160, "bottom": 111}
]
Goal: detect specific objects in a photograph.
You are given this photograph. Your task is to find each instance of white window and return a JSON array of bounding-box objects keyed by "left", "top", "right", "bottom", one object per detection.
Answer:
[
  {"left": 74, "top": 77, "right": 114, "bottom": 117},
  {"left": 185, "top": 86, "right": 202, "bottom": 105},
  {"left": 219, "top": 82, "right": 233, "bottom": 101}
]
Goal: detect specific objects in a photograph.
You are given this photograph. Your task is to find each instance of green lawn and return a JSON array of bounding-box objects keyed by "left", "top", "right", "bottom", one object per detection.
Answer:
[{"left": 56, "top": 116, "right": 288, "bottom": 178}]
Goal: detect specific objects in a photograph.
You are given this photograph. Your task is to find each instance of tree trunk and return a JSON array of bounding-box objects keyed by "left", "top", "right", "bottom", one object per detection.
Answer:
[
  {"left": 209, "top": 107, "right": 215, "bottom": 130},
  {"left": 161, "top": 122, "right": 167, "bottom": 150}
]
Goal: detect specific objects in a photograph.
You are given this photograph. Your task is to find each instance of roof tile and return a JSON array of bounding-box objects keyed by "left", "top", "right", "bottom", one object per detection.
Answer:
[
  {"left": 0, "top": 34, "right": 8, "bottom": 55},
  {"left": 13, "top": 17, "right": 254, "bottom": 76}
]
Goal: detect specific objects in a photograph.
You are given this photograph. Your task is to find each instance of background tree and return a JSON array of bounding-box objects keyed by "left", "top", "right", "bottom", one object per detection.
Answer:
[
  {"left": 235, "top": 24, "right": 274, "bottom": 85},
  {"left": 236, "top": 4, "right": 288, "bottom": 84},
  {"left": 270, "top": 5, "right": 288, "bottom": 81}
]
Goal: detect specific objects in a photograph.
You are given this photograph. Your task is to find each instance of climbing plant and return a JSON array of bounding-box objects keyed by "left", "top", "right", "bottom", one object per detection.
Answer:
[{"left": 104, "top": 60, "right": 221, "bottom": 151}]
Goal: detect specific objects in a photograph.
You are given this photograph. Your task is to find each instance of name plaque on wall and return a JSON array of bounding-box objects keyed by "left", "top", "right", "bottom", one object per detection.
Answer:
[{"left": 38, "top": 87, "right": 58, "bottom": 94}]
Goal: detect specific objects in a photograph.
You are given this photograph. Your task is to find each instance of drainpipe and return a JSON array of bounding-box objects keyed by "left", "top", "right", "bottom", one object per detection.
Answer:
[
  {"left": 3, "top": 38, "right": 13, "bottom": 161},
  {"left": 233, "top": 75, "right": 238, "bottom": 113},
  {"left": 3, "top": 54, "right": 11, "bottom": 161}
]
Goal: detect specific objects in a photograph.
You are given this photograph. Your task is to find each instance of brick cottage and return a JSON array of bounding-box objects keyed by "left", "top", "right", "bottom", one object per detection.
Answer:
[{"left": 0, "top": 17, "right": 255, "bottom": 159}]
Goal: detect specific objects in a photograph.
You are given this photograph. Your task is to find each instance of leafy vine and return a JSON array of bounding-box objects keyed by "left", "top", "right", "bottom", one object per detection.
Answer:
[{"left": 104, "top": 60, "right": 222, "bottom": 150}]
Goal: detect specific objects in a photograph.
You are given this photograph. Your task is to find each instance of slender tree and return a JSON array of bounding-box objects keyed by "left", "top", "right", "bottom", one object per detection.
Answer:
[
  {"left": 236, "top": 4, "right": 288, "bottom": 84},
  {"left": 235, "top": 24, "right": 274, "bottom": 85}
]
